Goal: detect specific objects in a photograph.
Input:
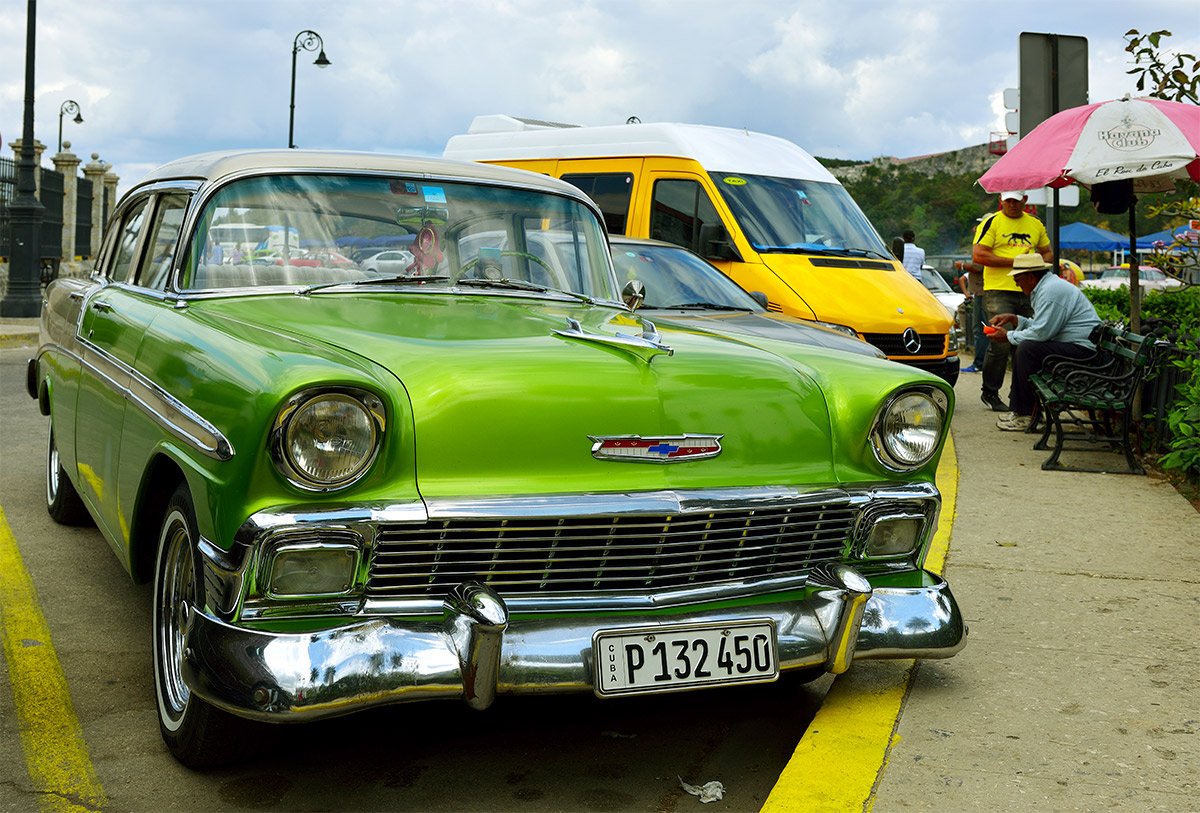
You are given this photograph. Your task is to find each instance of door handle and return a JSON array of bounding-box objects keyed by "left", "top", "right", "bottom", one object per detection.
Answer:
[{"left": 91, "top": 300, "right": 114, "bottom": 313}]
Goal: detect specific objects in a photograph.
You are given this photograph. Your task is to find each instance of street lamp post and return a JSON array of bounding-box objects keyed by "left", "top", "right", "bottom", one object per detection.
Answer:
[
  {"left": 1, "top": 0, "right": 44, "bottom": 318},
  {"left": 58, "top": 99, "right": 83, "bottom": 153},
  {"left": 288, "top": 29, "right": 331, "bottom": 149}
]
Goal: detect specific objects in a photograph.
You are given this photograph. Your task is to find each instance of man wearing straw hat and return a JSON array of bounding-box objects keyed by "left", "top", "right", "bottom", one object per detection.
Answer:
[{"left": 985, "top": 253, "right": 1101, "bottom": 432}]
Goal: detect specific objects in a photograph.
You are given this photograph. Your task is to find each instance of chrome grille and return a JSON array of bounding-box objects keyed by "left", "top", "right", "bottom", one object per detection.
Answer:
[{"left": 367, "top": 501, "right": 857, "bottom": 599}]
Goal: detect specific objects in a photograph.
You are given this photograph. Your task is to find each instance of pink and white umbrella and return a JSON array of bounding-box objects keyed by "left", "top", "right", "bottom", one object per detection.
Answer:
[{"left": 978, "top": 96, "right": 1200, "bottom": 194}]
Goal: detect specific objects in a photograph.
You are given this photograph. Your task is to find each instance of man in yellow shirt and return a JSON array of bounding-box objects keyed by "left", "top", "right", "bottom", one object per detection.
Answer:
[{"left": 972, "top": 191, "right": 1053, "bottom": 411}]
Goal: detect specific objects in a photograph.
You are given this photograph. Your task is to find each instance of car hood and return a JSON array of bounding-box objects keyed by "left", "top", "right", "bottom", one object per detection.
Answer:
[
  {"left": 200, "top": 293, "right": 873, "bottom": 498},
  {"left": 759, "top": 254, "right": 952, "bottom": 332},
  {"left": 643, "top": 309, "right": 885, "bottom": 358}
]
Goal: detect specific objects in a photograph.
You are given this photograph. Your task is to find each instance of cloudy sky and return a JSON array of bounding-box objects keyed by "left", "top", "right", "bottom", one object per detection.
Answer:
[{"left": 1, "top": 0, "right": 1195, "bottom": 196}]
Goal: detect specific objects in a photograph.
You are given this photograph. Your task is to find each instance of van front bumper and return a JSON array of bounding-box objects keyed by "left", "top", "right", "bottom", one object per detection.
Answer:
[{"left": 182, "top": 566, "right": 966, "bottom": 722}]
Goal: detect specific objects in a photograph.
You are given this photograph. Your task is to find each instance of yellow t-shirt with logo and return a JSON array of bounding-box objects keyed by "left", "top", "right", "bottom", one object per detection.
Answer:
[{"left": 973, "top": 211, "right": 1050, "bottom": 292}]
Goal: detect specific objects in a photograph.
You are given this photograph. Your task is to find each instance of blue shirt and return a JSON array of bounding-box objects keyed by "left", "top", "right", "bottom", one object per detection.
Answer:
[{"left": 1009, "top": 273, "right": 1100, "bottom": 348}]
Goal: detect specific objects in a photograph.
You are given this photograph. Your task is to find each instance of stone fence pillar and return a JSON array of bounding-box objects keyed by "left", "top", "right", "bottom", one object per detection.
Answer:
[
  {"left": 8, "top": 138, "right": 47, "bottom": 196},
  {"left": 103, "top": 169, "right": 120, "bottom": 230},
  {"left": 52, "top": 143, "right": 82, "bottom": 265},
  {"left": 83, "top": 153, "right": 109, "bottom": 258}
]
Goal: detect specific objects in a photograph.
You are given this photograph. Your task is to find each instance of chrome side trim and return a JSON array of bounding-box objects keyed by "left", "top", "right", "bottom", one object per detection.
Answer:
[{"left": 77, "top": 337, "right": 234, "bottom": 460}]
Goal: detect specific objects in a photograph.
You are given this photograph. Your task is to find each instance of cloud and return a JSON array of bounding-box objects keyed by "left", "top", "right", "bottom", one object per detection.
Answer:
[{"left": 1, "top": 0, "right": 1196, "bottom": 197}]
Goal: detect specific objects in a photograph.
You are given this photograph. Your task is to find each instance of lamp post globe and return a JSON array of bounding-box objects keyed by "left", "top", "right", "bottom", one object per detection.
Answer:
[
  {"left": 58, "top": 99, "right": 83, "bottom": 154},
  {"left": 288, "top": 30, "right": 331, "bottom": 149}
]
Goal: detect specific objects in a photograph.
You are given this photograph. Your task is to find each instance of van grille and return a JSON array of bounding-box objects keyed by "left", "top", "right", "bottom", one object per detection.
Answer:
[
  {"left": 863, "top": 332, "right": 948, "bottom": 357},
  {"left": 366, "top": 501, "right": 857, "bottom": 599}
]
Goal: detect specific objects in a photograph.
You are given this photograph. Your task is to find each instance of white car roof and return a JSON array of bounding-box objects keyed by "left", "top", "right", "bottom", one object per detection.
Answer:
[
  {"left": 444, "top": 115, "right": 838, "bottom": 183},
  {"left": 132, "top": 148, "right": 590, "bottom": 199}
]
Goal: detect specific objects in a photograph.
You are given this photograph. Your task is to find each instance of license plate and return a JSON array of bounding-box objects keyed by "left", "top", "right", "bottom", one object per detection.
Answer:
[{"left": 593, "top": 619, "right": 778, "bottom": 697}]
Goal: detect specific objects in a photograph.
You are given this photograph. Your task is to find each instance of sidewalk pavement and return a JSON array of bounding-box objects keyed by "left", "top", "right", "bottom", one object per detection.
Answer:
[
  {"left": 769, "top": 368, "right": 1199, "bottom": 812},
  {"left": 0, "top": 318, "right": 38, "bottom": 348}
]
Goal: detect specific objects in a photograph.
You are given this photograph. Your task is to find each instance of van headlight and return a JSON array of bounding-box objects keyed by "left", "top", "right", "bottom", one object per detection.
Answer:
[
  {"left": 870, "top": 388, "right": 947, "bottom": 471},
  {"left": 271, "top": 389, "right": 385, "bottom": 490}
]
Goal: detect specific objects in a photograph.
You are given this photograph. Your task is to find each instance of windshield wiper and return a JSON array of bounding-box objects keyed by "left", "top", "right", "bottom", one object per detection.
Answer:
[
  {"left": 753, "top": 243, "right": 840, "bottom": 255},
  {"left": 455, "top": 276, "right": 595, "bottom": 304},
  {"left": 836, "top": 247, "right": 893, "bottom": 260},
  {"left": 300, "top": 274, "right": 450, "bottom": 295},
  {"left": 656, "top": 302, "right": 748, "bottom": 311},
  {"left": 751, "top": 243, "right": 891, "bottom": 260}
]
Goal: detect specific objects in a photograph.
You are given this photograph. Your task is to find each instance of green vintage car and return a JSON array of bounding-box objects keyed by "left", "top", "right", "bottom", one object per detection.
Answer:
[{"left": 27, "top": 150, "right": 965, "bottom": 766}]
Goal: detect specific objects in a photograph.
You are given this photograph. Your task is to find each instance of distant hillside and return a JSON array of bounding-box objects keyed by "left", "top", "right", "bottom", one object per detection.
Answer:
[
  {"left": 818, "top": 144, "right": 1176, "bottom": 255},
  {"left": 824, "top": 144, "right": 998, "bottom": 183}
]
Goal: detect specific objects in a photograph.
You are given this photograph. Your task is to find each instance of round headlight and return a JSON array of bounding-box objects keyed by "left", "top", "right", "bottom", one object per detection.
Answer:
[
  {"left": 873, "top": 390, "right": 946, "bottom": 470},
  {"left": 282, "top": 393, "right": 380, "bottom": 488}
]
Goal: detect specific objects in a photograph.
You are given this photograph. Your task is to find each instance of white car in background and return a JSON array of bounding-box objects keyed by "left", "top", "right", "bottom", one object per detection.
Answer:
[
  {"left": 920, "top": 265, "right": 965, "bottom": 317},
  {"left": 362, "top": 249, "right": 416, "bottom": 275},
  {"left": 1081, "top": 265, "right": 1183, "bottom": 292}
]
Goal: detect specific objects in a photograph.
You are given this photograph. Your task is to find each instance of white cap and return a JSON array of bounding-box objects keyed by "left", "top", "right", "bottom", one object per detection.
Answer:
[{"left": 1000, "top": 191, "right": 1026, "bottom": 202}]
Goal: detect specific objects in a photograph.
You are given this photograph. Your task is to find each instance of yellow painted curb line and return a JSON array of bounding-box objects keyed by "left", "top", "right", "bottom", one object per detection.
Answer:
[
  {"left": 760, "top": 432, "right": 958, "bottom": 812},
  {"left": 0, "top": 506, "right": 107, "bottom": 812}
]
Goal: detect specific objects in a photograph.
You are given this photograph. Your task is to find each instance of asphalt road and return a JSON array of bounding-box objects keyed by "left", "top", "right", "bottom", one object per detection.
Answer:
[{"left": 0, "top": 343, "right": 826, "bottom": 812}]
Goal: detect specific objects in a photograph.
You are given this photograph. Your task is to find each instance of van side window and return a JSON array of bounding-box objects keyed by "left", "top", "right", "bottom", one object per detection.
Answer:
[
  {"left": 560, "top": 173, "right": 632, "bottom": 234},
  {"left": 650, "top": 179, "right": 720, "bottom": 255}
]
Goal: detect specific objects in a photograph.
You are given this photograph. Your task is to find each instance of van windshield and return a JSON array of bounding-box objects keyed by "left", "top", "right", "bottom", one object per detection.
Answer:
[{"left": 709, "top": 173, "right": 891, "bottom": 258}]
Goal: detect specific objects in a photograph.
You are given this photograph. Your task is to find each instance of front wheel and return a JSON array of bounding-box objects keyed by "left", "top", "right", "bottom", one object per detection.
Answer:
[
  {"left": 153, "top": 482, "right": 243, "bottom": 767},
  {"left": 46, "top": 421, "right": 92, "bottom": 526}
]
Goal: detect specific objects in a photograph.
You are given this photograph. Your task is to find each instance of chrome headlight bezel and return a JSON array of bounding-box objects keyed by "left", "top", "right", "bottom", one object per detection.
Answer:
[
  {"left": 870, "top": 387, "right": 949, "bottom": 472},
  {"left": 270, "top": 387, "right": 386, "bottom": 491}
]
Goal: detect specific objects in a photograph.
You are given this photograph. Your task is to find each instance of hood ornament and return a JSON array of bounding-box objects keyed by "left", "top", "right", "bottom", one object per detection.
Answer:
[
  {"left": 590, "top": 434, "right": 723, "bottom": 463},
  {"left": 554, "top": 317, "right": 673, "bottom": 363}
]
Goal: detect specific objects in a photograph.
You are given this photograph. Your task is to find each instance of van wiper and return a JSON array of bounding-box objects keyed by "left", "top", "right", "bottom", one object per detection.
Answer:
[
  {"left": 753, "top": 243, "right": 840, "bottom": 255},
  {"left": 300, "top": 274, "right": 450, "bottom": 295},
  {"left": 836, "top": 247, "right": 893, "bottom": 260},
  {"left": 752, "top": 243, "right": 891, "bottom": 260},
  {"left": 455, "top": 276, "right": 595, "bottom": 304}
]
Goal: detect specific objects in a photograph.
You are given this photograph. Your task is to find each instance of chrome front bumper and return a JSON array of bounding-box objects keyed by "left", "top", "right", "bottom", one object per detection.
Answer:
[{"left": 183, "top": 565, "right": 966, "bottom": 722}]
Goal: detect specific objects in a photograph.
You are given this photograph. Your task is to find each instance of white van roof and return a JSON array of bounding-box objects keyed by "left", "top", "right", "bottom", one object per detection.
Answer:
[{"left": 443, "top": 115, "right": 839, "bottom": 184}]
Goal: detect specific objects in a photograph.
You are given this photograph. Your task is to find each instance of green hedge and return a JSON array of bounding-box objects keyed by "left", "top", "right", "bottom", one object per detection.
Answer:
[
  {"left": 1082, "top": 284, "right": 1200, "bottom": 329},
  {"left": 1082, "top": 285, "right": 1200, "bottom": 479}
]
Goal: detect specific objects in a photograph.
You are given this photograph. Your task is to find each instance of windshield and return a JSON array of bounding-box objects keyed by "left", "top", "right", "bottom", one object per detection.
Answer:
[
  {"left": 610, "top": 241, "right": 761, "bottom": 310},
  {"left": 183, "top": 174, "right": 617, "bottom": 300},
  {"left": 709, "top": 172, "right": 890, "bottom": 257},
  {"left": 920, "top": 266, "right": 954, "bottom": 294},
  {"left": 1104, "top": 267, "right": 1164, "bottom": 280}
]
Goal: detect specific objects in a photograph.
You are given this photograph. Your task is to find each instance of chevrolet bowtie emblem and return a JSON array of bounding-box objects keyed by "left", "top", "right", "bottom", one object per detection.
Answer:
[{"left": 589, "top": 434, "right": 723, "bottom": 463}]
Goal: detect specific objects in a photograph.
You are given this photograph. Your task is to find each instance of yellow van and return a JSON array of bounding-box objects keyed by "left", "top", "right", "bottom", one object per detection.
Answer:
[{"left": 445, "top": 116, "right": 958, "bottom": 382}]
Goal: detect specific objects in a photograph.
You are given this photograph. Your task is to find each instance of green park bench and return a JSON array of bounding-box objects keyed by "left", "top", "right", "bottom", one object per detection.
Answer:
[{"left": 1029, "top": 323, "right": 1168, "bottom": 475}]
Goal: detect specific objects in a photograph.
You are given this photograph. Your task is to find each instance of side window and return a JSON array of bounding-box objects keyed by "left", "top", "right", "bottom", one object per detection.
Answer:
[
  {"left": 138, "top": 194, "right": 189, "bottom": 291},
  {"left": 649, "top": 179, "right": 720, "bottom": 254},
  {"left": 560, "top": 173, "right": 633, "bottom": 234},
  {"left": 107, "top": 199, "right": 150, "bottom": 284}
]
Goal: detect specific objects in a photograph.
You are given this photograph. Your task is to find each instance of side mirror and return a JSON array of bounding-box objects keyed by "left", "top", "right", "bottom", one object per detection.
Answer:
[
  {"left": 622, "top": 279, "right": 646, "bottom": 311},
  {"left": 699, "top": 223, "right": 741, "bottom": 262},
  {"left": 749, "top": 291, "right": 769, "bottom": 309}
]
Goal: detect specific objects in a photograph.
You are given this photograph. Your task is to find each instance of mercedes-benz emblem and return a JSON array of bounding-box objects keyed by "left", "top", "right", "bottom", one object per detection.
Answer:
[{"left": 902, "top": 327, "right": 922, "bottom": 354}]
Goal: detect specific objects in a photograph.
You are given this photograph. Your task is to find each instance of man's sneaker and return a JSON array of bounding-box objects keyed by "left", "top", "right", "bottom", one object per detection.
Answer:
[
  {"left": 996, "top": 412, "right": 1032, "bottom": 432},
  {"left": 961, "top": 365, "right": 980, "bottom": 373},
  {"left": 981, "top": 392, "right": 1009, "bottom": 412}
]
